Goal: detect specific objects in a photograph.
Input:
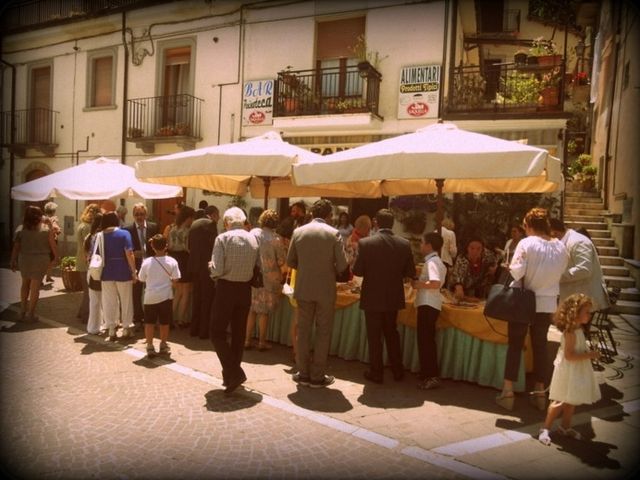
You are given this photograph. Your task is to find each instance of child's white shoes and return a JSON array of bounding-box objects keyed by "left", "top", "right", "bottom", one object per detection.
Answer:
[{"left": 538, "top": 426, "right": 582, "bottom": 445}]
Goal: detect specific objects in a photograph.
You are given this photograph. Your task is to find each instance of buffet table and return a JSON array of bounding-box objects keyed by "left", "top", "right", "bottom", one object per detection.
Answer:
[{"left": 260, "top": 286, "right": 533, "bottom": 392}]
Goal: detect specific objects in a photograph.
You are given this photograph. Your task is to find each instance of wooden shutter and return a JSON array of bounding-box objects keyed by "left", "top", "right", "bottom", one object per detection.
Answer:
[
  {"left": 93, "top": 56, "right": 113, "bottom": 107},
  {"left": 316, "top": 17, "right": 365, "bottom": 60}
]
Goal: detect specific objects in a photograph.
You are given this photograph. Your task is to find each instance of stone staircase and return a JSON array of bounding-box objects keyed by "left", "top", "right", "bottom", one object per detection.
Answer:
[{"left": 564, "top": 190, "right": 640, "bottom": 317}]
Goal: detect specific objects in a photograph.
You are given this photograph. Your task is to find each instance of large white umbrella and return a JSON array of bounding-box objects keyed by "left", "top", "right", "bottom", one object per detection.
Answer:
[
  {"left": 135, "top": 131, "right": 379, "bottom": 209},
  {"left": 292, "top": 122, "right": 562, "bottom": 225},
  {"left": 11, "top": 156, "right": 183, "bottom": 201}
]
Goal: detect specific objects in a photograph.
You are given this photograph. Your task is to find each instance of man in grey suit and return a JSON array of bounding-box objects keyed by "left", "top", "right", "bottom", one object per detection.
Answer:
[
  {"left": 286, "top": 199, "right": 349, "bottom": 388},
  {"left": 549, "top": 218, "right": 610, "bottom": 311},
  {"left": 353, "top": 209, "right": 416, "bottom": 383}
]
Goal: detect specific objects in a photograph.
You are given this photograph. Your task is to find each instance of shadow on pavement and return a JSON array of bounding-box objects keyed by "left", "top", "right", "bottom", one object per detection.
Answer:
[
  {"left": 132, "top": 355, "right": 176, "bottom": 369},
  {"left": 73, "top": 335, "right": 120, "bottom": 355},
  {"left": 287, "top": 385, "right": 353, "bottom": 413},
  {"left": 555, "top": 434, "right": 621, "bottom": 470},
  {"left": 357, "top": 382, "right": 424, "bottom": 409},
  {"left": 204, "top": 389, "right": 262, "bottom": 412}
]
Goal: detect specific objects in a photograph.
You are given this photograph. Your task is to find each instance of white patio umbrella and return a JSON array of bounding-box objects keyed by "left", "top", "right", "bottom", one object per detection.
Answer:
[
  {"left": 11, "top": 156, "right": 183, "bottom": 201},
  {"left": 292, "top": 122, "right": 562, "bottom": 225},
  {"left": 135, "top": 131, "right": 379, "bottom": 210}
]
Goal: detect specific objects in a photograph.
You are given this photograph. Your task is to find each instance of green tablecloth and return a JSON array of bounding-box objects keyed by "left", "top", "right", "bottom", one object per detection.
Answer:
[{"left": 258, "top": 298, "right": 526, "bottom": 392}]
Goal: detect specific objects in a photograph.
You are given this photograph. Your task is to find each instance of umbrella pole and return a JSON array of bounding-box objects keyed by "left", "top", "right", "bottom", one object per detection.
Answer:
[
  {"left": 435, "top": 178, "right": 444, "bottom": 235},
  {"left": 261, "top": 176, "right": 271, "bottom": 211}
]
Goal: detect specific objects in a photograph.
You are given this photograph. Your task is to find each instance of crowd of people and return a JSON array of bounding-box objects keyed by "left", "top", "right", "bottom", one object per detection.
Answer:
[{"left": 10, "top": 198, "right": 611, "bottom": 445}]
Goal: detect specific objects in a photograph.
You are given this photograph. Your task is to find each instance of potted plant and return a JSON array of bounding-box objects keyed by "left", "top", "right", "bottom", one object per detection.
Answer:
[
  {"left": 568, "top": 153, "right": 596, "bottom": 191},
  {"left": 539, "top": 67, "right": 561, "bottom": 106},
  {"left": 349, "top": 34, "right": 388, "bottom": 74},
  {"left": 499, "top": 72, "right": 541, "bottom": 107},
  {"left": 60, "top": 256, "right": 84, "bottom": 291},
  {"left": 529, "top": 37, "right": 561, "bottom": 66},
  {"left": 279, "top": 67, "right": 314, "bottom": 114},
  {"left": 128, "top": 127, "right": 143, "bottom": 138},
  {"left": 571, "top": 71, "right": 590, "bottom": 102},
  {"left": 452, "top": 72, "right": 487, "bottom": 108}
]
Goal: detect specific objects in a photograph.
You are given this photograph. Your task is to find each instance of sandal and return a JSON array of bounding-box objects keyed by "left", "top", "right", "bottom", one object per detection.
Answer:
[
  {"left": 529, "top": 392, "right": 547, "bottom": 412},
  {"left": 557, "top": 426, "right": 582, "bottom": 440},
  {"left": 495, "top": 391, "right": 515, "bottom": 411},
  {"left": 258, "top": 342, "right": 272, "bottom": 351},
  {"left": 538, "top": 428, "right": 552, "bottom": 446}
]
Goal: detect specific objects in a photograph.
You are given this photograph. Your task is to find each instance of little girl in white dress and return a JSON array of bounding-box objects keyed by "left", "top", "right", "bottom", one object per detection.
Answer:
[{"left": 539, "top": 293, "right": 602, "bottom": 445}]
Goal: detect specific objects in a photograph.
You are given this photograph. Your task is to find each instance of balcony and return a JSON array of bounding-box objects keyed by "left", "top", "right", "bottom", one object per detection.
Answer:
[
  {"left": 126, "top": 94, "right": 203, "bottom": 153},
  {"left": 0, "top": 0, "right": 169, "bottom": 34},
  {"left": 1, "top": 108, "right": 59, "bottom": 156},
  {"left": 444, "top": 61, "right": 567, "bottom": 119},
  {"left": 274, "top": 65, "right": 382, "bottom": 119}
]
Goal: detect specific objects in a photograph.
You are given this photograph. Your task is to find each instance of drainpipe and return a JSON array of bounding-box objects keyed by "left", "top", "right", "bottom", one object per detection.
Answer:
[
  {"left": 121, "top": 11, "right": 129, "bottom": 164},
  {"left": 445, "top": 0, "right": 456, "bottom": 119},
  {"left": 2, "top": 58, "right": 16, "bottom": 240},
  {"left": 439, "top": 0, "right": 451, "bottom": 119}
]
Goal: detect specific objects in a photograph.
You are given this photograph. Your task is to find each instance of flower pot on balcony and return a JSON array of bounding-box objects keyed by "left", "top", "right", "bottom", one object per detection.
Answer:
[
  {"left": 539, "top": 86, "right": 559, "bottom": 106},
  {"left": 537, "top": 54, "right": 562, "bottom": 66},
  {"left": 283, "top": 98, "right": 299, "bottom": 113},
  {"left": 62, "top": 269, "right": 84, "bottom": 292},
  {"left": 572, "top": 84, "right": 590, "bottom": 103}
]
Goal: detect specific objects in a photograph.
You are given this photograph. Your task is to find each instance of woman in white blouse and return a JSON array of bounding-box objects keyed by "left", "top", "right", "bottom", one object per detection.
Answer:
[
  {"left": 496, "top": 208, "right": 569, "bottom": 412},
  {"left": 439, "top": 218, "right": 457, "bottom": 269}
]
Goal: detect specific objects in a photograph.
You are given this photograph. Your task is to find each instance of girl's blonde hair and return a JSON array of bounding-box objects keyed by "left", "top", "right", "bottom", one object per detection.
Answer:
[
  {"left": 554, "top": 293, "right": 593, "bottom": 332},
  {"left": 81, "top": 203, "right": 101, "bottom": 224}
]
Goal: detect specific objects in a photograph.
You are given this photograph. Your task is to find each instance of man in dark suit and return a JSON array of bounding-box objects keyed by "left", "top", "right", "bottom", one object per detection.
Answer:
[
  {"left": 352, "top": 209, "right": 416, "bottom": 384},
  {"left": 125, "top": 203, "right": 159, "bottom": 328},
  {"left": 286, "top": 199, "right": 349, "bottom": 388},
  {"left": 188, "top": 205, "right": 219, "bottom": 339}
]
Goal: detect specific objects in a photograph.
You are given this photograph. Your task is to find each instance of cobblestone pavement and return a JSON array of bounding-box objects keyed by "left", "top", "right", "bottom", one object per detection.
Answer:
[
  {"left": 1, "top": 269, "right": 639, "bottom": 479},
  {"left": 0, "top": 307, "right": 468, "bottom": 480}
]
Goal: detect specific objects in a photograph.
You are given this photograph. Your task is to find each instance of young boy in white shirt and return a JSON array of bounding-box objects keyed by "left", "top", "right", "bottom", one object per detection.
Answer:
[
  {"left": 413, "top": 232, "right": 447, "bottom": 390},
  {"left": 138, "top": 234, "right": 181, "bottom": 357}
]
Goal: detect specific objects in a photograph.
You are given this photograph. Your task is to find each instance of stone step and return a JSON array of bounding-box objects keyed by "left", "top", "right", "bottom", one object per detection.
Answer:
[
  {"left": 598, "top": 255, "right": 625, "bottom": 266},
  {"left": 564, "top": 194, "right": 603, "bottom": 202},
  {"left": 565, "top": 189, "right": 601, "bottom": 197},
  {"left": 564, "top": 201, "right": 605, "bottom": 208},
  {"left": 619, "top": 314, "right": 640, "bottom": 331},
  {"left": 601, "top": 265, "right": 630, "bottom": 277},
  {"left": 618, "top": 288, "right": 640, "bottom": 302},
  {"left": 611, "top": 300, "right": 640, "bottom": 316},
  {"left": 565, "top": 208, "right": 607, "bottom": 216},
  {"left": 566, "top": 220, "right": 608, "bottom": 230},
  {"left": 586, "top": 229, "right": 611, "bottom": 239},
  {"left": 597, "top": 246, "right": 619, "bottom": 256},
  {"left": 592, "top": 237, "right": 616, "bottom": 247},
  {"left": 604, "top": 275, "right": 636, "bottom": 289},
  {"left": 564, "top": 214, "right": 607, "bottom": 223}
]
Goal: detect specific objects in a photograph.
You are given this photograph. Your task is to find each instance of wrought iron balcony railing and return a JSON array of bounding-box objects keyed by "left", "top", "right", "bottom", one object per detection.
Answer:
[
  {"left": 126, "top": 93, "right": 203, "bottom": 147},
  {"left": 274, "top": 64, "right": 382, "bottom": 118},
  {"left": 1, "top": 108, "right": 59, "bottom": 155},
  {"left": 446, "top": 60, "right": 566, "bottom": 116}
]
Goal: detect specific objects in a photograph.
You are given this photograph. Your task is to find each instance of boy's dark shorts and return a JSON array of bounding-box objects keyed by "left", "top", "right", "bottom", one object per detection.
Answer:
[{"left": 143, "top": 299, "right": 172, "bottom": 325}]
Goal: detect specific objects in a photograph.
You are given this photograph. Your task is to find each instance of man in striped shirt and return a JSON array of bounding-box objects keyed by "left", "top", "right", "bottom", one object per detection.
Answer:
[{"left": 210, "top": 207, "right": 260, "bottom": 394}]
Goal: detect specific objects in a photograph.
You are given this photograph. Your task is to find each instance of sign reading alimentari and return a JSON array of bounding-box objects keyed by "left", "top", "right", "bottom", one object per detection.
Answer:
[{"left": 397, "top": 65, "right": 440, "bottom": 119}]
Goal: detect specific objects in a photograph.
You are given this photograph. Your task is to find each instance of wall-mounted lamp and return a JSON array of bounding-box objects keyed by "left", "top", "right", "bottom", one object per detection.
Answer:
[{"left": 575, "top": 40, "right": 585, "bottom": 58}]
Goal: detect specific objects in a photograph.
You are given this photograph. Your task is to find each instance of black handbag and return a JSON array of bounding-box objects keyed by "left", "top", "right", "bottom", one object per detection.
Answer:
[
  {"left": 483, "top": 277, "right": 536, "bottom": 325},
  {"left": 249, "top": 263, "right": 264, "bottom": 288}
]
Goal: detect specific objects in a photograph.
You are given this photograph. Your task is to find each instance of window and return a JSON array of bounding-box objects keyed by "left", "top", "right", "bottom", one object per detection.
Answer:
[
  {"left": 86, "top": 49, "right": 116, "bottom": 108},
  {"left": 156, "top": 39, "right": 196, "bottom": 129},
  {"left": 316, "top": 17, "right": 365, "bottom": 99}
]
